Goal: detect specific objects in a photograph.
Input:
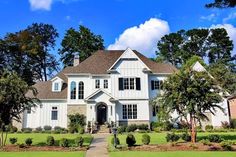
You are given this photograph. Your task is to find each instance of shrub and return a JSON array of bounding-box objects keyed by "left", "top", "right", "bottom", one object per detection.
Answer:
[
  {"left": 44, "top": 125, "right": 52, "bottom": 131},
  {"left": 9, "top": 137, "right": 17, "bottom": 144},
  {"left": 153, "top": 127, "right": 162, "bottom": 133},
  {"left": 25, "top": 138, "right": 33, "bottom": 146},
  {"left": 221, "top": 121, "right": 230, "bottom": 129},
  {"left": 10, "top": 126, "right": 18, "bottom": 133},
  {"left": 46, "top": 136, "right": 55, "bottom": 146},
  {"left": 205, "top": 125, "right": 213, "bottom": 131},
  {"left": 177, "top": 121, "right": 190, "bottom": 129},
  {"left": 21, "top": 128, "right": 32, "bottom": 133},
  {"left": 230, "top": 119, "right": 236, "bottom": 129},
  {"left": 126, "top": 133, "right": 136, "bottom": 147},
  {"left": 166, "top": 133, "right": 180, "bottom": 142},
  {"left": 60, "top": 138, "right": 69, "bottom": 147},
  {"left": 200, "top": 139, "right": 211, "bottom": 146},
  {"left": 118, "top": 125, "right": 127, "bottom": 134},
  {"left": 181, "top": 133, "right": 191, "bottom": 142},
  {"left": 142, "top": 134, "right": 151, "bottom": 145},
  {"left": 150, "top": 121, "right": 159, "bottom": 130},
  {"left": 69, "top": 126, "right": 78, "bottom": 133},
  {"left": 68, "top": 113, "right": 86, "bottom": 134},
  {"left": 54, "top": 126, "right": 62, "bottom": 131},
  {"left": 220, "top": 141, "right": 233, "bottom": 151},
  {"left": 75, "top": 137, "right": 84, "bottom": 147},
  {"left": 137, "top": 124, "right": 149, "bottom": 130},
  {"left": 78, "top": 127, "right": 85, "bottom": 134},
  {"left": 35, "top": 127, "right": 42, "bottom": 132},
  {"left": 111, "top": 137, "right": 120, "bottom": 145},
  {"left": 208, "top": 134, "right": 222, "bottom": 143},
  {"left": 18, "top": 143, "right": 26, "bottom": 148},
  {"left": 126, "top": 124, "right": 137, "bottom": 132}
]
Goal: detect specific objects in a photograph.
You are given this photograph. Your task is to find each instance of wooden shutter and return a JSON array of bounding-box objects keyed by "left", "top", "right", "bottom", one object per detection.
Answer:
[
  {"left": 136, "top": 78, "right": 141, "bottom": 90},
  {"left": 151, "top": 80, "right": 154, "bottom": 90},
  {"left": 119, "top": 78, "right": 123, "bottom": 90}
]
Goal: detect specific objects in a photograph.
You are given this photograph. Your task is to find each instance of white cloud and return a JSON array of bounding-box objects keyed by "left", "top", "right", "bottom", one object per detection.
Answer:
[
  {"left": 108, "top": 18, "right": 170, "bottom": 57},
  {"left": 223, "top": 12, "right": 236, "bottom": 23},
  {"left": 29, "top": 0, "right": 52, "bottom": 10},
  {"left": 29, "top": 0, "right": 79, "bottom": 11},
  {"left": 200, "top": 13, "right": 217, "bottom": 22},
  {"left": 211, "top": 24, "right": 236, "bottom": 55},
  {"left": 65, "top": 15, "right": 71, "bottom": 20}
]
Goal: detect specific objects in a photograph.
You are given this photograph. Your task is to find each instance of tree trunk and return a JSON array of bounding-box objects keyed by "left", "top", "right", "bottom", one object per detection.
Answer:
[{"left": 190, "top": 116, "right": 196, "bottom": 143}]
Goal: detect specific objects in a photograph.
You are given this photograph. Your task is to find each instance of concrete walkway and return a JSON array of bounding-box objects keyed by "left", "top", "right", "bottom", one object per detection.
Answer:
[{"left": 86, "top": 133, "right": 109, "bottom": 157}]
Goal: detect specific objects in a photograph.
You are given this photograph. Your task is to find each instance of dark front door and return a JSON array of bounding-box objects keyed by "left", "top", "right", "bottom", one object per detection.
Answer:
[{"left": 97, "top": 104, "right": 107, "bottom": 125}]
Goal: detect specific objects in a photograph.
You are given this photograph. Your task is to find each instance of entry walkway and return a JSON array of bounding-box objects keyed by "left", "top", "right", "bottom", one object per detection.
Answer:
[{"left": 86, "top": 133, "right": 109, "bottom": 157}]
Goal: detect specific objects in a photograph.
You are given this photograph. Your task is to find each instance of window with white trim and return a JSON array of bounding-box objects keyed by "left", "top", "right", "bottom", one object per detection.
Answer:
[
  {"left": 70, "top": 81, "right": 76, "bottom": 99},
  {"left": 104, "top": 80, "right": 108, "bottom": 89},
  {"left": 151, "top": 80, "right": 164, "bottom": 90},
  {"left": 78, "top": 81, "right": 84, "bottom": 99},
  {"left": 123, "top": 78, "right": 135, "bottom": 90},
  {"left": 54, "top": 82, "right": 59, "bottom": 91},
  {"left": 95, "top": 79, "right": 100, "bottom": 89},
  {"left": 122, "top": 104, "right": 137, "bottom": 119},
  {"left": 51, "top": 107, "right": 58, "bottom": 120}
]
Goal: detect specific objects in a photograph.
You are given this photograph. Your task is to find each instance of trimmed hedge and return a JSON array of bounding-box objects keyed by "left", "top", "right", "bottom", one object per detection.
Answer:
[
  {"left": 126, "top": 133, "right": 136, "bottom": 147},
  {"left": 142, "top": 134, "right": 150, "bottom": 145}
]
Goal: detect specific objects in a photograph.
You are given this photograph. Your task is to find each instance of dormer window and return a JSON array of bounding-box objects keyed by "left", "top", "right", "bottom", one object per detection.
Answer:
[{"left": 54, "top": 83, "right": 59, "bottom": 91}]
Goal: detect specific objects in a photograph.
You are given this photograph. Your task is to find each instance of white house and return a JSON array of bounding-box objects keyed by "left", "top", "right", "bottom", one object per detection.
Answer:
[{"left": 18, "top": 48, "right": 229, "bottom": 130}]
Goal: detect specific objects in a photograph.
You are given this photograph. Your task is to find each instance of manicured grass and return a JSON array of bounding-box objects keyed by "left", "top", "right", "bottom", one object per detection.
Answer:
[
  {"left": 110, "top": 151, "right": 236, "bottom": 157},
  {"left": 7, "top": 133, "right": 93, "bottom": 146},
  {"left": 108, "top": 132, "right": 236, "bottom": 145},
  {"left": 0, "top": 152, "right": 85, "bottom": 157}
]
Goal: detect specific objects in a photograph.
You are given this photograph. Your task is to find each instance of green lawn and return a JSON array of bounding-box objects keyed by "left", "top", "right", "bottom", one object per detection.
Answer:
[
  {"left": 108, "top": 132, "right": 236, "bottom": 145},
  {"left": 0, "top": 152, "right": 85, "bottom": 157},
  {"left": 7, "top": 133, "right": 93, "bottom": 146},
  {"left": 110, "top": 151, "right": 236, "bottom": 157}
]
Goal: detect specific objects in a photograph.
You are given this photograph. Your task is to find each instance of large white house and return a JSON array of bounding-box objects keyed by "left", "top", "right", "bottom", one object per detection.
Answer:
[{"left": 17, "top": 48, "right": 230, "bottom": 129}]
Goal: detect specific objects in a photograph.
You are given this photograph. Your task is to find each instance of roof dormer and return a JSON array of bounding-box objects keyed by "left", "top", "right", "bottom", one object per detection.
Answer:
[{"left": 51, "top": 76, "right": 64, "bottom": 92}]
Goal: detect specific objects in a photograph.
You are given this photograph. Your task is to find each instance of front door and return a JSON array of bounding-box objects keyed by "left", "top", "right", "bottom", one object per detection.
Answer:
[{"left": 97, "top": 104, "right": 107, "bottom": 125}]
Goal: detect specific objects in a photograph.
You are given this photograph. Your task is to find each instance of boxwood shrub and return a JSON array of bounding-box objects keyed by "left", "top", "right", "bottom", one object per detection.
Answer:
[
  {"left": 75, "top": 136, "right": 84, "bottom": 147},
  {"left": 25, "top": 138, "right": 33, "bottom": 146},
  {"left": 142, "top": 134, "right": 150, "bottom": 145},
  {"left": 44, "top": 125, "right": 52, "bottom": 131},
  {"left": 60, "top": 138, "right": 69, "bottom": 147},
  {"left": 208, "top": 134, "right": 222, "bottom": 143},
  {"left": 166, "top": 133, "right": 180, "bottom": 142},
  {"left": 46, "top": 136, "right": 55, "bottom": 146},
  {"left": 126, "top": 133, "right": 136, "bottom": 147},
  {"left": 9, "top": 137, "right": 17, "bottom": 144}
]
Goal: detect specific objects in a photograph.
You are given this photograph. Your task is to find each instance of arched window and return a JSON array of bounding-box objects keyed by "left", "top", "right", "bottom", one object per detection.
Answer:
[
  {"left": 78, "top": 81, "right": 84, "bottom": 99},
  {"left": 70, "top": 81, "right": 76, "bottom": 99}
]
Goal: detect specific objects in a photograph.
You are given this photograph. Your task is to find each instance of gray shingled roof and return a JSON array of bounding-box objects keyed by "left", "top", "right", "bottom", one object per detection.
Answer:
[{"left": 28, "top": 50, "right": 177, "bottom": 99}]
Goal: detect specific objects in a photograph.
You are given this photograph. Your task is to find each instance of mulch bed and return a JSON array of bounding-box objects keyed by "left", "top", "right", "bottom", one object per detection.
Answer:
[
  {"left": 124, "top": 143, "right": 236, "bottom": 152},
  {"left": 1, "top": 145, "right": 88, "bottom": 152}
]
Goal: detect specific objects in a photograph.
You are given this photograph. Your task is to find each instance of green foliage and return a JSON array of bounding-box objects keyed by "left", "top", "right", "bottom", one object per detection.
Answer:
[
  {"left": 78, "top": 127, "right": 85, "bottom": 134},
  {"left": 181, "top": 133, "right": 191, "bottom": 142},
  {"left": 46, "top": 136, "right": 55, "bottom": 146},
  {"left": 208, "top": 134, "right": 222, "bottom": 143},
  {"left": 68, "top": 113, "right": 86, "bottom": 134},
  {"left": 60, "top": 138, "right": 69, "bottom": 147},
  {"left": 166, "top": 133, "right": 180, "bottom": 142},
  {"left": 126, "top": 134, "right": 136, "bottom": 147},
  {"left": 126, "top": 124, "right": 137, "bottom": 132},
  {"left": 137, "top": 124, "right": 149, "bottom": 130},
  {"left": 21, "top": 128, "right": 33, "bottom": 133},
  {"left": 205, "top": 125, "right": 214, "bottom": 131},
  {"left": 118, "top": 126, "right": 127, "bottom": 134},
  {"left": 142, "top": 134, "right": 151, "bottom": 145},
  {"left": 221, "top": 121, "right": 230, "bottom": 129},
  {"left": 44, "top": 125, "right": 52, "bottom": 131},
  {"left": 230, "top": 119, "right": 236, "bottom": 128},
  {"left": 220, "top": 141, "right": 233, "bottom": 151},
  {"left": 206, "top": 0, "right": 236, "bottom": 8},
  {"left": 74, "top": 136, "right": 84, "bottom": 147},
  {"left": 111, "top": 137, "right": 120, "bottom": 146},
  {"left": 10, "top": 126, "right": 18, "bottom": 133},
  {"left": 200, "top": 139, "right": 211, "bottom": 146},
  {"left": 59, "top": 25, "right": 104, "bottom": 67},
  {"left": 35, "top": 127, "right": 42, "bottom": 132},
  {"left": 25, "top": 138, "right": 33, "bottom": 146},
  {"left": 9, "top": 137, "right": 17, "bottom": 144}
]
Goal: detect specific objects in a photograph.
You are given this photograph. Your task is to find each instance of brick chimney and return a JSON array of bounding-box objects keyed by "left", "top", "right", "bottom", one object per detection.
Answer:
[{"left": 73, "top": 55, "right": 80, "bottom": 66}]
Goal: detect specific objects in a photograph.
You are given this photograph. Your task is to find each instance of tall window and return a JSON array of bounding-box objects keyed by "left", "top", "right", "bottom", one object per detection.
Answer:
[
  {"left": 54, "top": 82, "right": 59, "bottom": 91},
  {"left": 119, "top": 77, "right": 140, "bottom": 90},
  {"left": 151, "top": 80, "right": 164, "bottom": 90},
  {"left": 122, "top": 104, "right": 137, "bottom": 119},
  {"left": 104, "top": 80, "right": 108, "bottom": 89},
  {"left": 70, "top": 81, "right": 76, "bottom": 99},
  {"left": 78, "top": 81, "right": 84, "bottom": 99},
  {"left": 95, "top": 79, "right": 100, "bottom": 89},
  {"left": 51, "top": 107, "right": 58, "bottom": 120}
]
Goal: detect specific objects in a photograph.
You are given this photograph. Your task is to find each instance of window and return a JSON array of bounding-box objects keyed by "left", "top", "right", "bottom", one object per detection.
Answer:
[
  {"left": 51, "top": 107, "right": 58, "bottom": 120},
  {"left": 95, "top": 79, "right": 100, "bottom": 89},
  {"left": 78, "top": 81, "right": 84, "bottom": 99},
  {"left": 119, "top": 77, "right": 141, "bottom": 90},
  {"left": 70, "top": 81, "right": 76, "bottom": 99},
  {"left": 54, "top": 82, "right": 59, "bottom": 91},
  {"left": 104, "top": 80, "right": 108, "bottom": 89},
  {"left": 151, "top": 80, "right": 164, "bottom": 90},
  {"left": 122, "top": 104, "right": 137, "bottom": 119}
]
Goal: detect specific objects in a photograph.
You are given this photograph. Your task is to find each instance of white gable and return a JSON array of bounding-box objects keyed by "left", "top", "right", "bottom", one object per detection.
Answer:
[
  {"left": 191, "top": 61, "right": 207, "bottom": 72},
  {"left": 51, "top": 76, "right": 64, "bottom": 92}
]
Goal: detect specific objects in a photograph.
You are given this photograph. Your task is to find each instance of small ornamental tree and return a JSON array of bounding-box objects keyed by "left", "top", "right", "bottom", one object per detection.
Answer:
[{"left": 157, "top": 57, "right": 223, "bottom": 143}]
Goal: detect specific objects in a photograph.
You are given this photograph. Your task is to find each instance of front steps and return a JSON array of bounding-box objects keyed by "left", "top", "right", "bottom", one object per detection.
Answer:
[{"left": 97, "top": 125, "right": 110, "bottom": 134}]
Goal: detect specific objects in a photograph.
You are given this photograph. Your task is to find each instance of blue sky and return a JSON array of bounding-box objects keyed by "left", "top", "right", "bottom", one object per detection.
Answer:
[{"left": 0, "top": 0, "right": 236, "bottom": 58}]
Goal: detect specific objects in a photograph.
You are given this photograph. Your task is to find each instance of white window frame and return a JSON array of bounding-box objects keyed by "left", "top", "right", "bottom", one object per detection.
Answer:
[
  {"left": 123, "top": 77, "right": 136, "bottom": 90},
  {"left": 95, "top": 79, "right": 100, "bottom": 89},
  {"left": 54, "top": 82, "right": 59, "bottom": 91},
  {"left": 104, "top": 79, "right": 108, "bottom": 89},
  {"left": 122, "top": 104, "right": 137, "bottom": 120},
  {"left": 51, "top": 106, "right": 58, "bottom": 120}
]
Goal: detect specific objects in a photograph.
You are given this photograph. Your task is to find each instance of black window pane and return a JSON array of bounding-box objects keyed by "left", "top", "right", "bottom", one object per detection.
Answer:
[{"left": 51, "top": 111, "right": 58, "bottom": 120}]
